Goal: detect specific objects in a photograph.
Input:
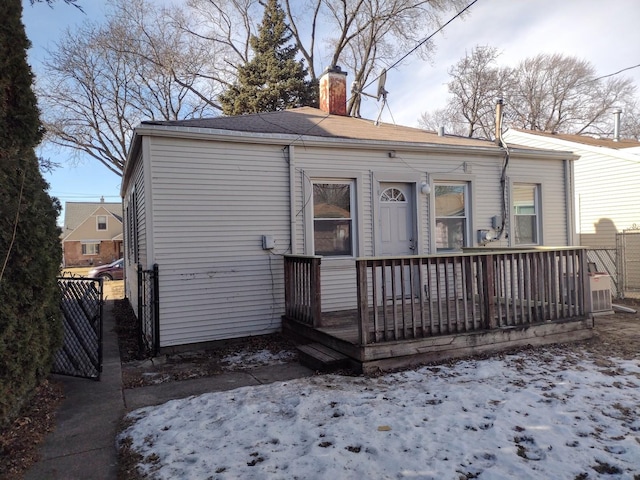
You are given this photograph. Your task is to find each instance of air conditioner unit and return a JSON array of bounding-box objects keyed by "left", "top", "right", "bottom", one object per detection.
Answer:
[{"left": 589, "top": 274, "right": 614, "bottom": 315}]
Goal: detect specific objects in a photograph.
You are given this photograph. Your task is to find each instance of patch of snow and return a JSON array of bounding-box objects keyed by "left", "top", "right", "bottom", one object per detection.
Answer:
[{"left": 119, "top": 350, "right": 640, "bottom": 479}]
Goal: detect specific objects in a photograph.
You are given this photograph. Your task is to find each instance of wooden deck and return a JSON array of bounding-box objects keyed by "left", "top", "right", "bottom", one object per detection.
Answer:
[{"left": 283, "top": 249, "right": 595, "bottom": 372}]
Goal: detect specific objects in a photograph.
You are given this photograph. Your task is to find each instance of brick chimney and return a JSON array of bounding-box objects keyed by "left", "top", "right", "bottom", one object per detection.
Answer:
[{"left": 319, "top": 66, "right": 348, "bottom": 116}]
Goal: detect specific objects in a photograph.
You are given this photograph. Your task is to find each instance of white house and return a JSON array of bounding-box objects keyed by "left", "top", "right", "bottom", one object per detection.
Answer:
[
  {"left": 503, "top": 128, "right": 640, "bottom": 247},
  {"left": 122, "top": 67, "right": 579, "bottom": 352},
  {"left": 503, "top": 128, "right": 640, "bottom": 296}
]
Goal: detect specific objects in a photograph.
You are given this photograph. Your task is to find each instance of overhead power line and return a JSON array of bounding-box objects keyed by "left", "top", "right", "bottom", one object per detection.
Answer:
[{"left": 362, "top": 0, "right": 481, "bottom": 92}]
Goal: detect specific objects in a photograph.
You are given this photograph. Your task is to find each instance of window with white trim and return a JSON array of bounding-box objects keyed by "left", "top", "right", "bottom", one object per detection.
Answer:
[
  {"left": 313, "top": 182, "right": 353, "bottom": 256},
  {"left": 435, "top": 182, "right": 469, "bottom": 251},
  {"left": 82, "top": 242, "right": 100, "bottom": 255},
  {"left": 125, "top": 190, "right": 139, "bottom": 263},
  {"left": 97, "top": 215, "right": 107, "bottom": 230},
  {"left": 513, "top": 183, "right": 540, "bottom": 245}
]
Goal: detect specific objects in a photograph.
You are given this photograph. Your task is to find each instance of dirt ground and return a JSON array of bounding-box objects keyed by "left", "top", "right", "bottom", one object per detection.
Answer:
[
  {"left": 116, "top": 299, "right": 640, "bottom": 389},
  {"left": 2, "top": 299, "right": 638, "bottom": 479}
]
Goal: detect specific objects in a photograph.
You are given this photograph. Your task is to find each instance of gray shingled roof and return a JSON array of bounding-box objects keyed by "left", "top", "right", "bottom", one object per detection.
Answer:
[
  {"left": 64, "top": 202, "right": 122, "bottom": 232},
  {"left": 141, "top": 106, "right": 494, "bottom": 148}
]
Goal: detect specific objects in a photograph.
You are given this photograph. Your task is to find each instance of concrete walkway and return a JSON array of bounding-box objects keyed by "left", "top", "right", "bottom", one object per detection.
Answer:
[
  {"left": 25, "top": 300, "right": 124, "bottom": 480},
  {"left": 26, "top": 299, "right": 314, "bottom": 479}
]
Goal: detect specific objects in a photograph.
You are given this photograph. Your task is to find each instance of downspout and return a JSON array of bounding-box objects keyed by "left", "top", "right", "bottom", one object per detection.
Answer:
[
  {"left": 287, "top": 145, "right": 297, "bottom": 254},
  {"left": 564, "top": 158, "right": 576, "bottom": 245},
  {"left": 495, "top": 99, "right": 509, "bottom": 242}
]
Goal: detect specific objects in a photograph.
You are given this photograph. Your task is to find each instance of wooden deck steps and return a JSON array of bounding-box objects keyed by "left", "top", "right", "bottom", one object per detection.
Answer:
[{"left": 297, "top": 343, "right": 350, "bottom": 372}]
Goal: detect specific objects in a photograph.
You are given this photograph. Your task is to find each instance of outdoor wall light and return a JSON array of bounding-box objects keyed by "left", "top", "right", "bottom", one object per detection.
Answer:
[
  {"left": 420, "top": 182, "right": 431, "bottom": 195},
  {"left": 388, "top": 150, "right": 397, "bottom": 158},
  {"left": 477, "top": 229, "right": 496, "bottom": 245}
]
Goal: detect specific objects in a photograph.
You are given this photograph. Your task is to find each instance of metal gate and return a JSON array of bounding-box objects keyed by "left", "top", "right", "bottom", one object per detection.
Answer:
[
  {"left": 52, "top": 277, "right": 103, "bottom": 380},
  {"left": 138, "top": 264, "right": 159, "bottom": 356},
  {"left": 618, "top": 230, "right": 640, "bottom": 296}
]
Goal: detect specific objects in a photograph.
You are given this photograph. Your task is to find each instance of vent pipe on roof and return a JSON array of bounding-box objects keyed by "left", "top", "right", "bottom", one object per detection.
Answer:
[
  {"left": 100, "top": 196, "right": 104, "bottom": 203},
  {"left": 613, "top": 108, "right": 622, "bottom": 142},
  {"left": 495, "top": 98, "right": 504, "bottom": 146},
  {"left": 438, "top": 126, "right": 445, "bottom": 137}
]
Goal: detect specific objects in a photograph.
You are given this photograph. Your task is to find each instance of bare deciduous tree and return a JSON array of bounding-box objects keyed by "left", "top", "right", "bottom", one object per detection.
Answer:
[
  {"left": 282, "top": 0, "right": 469, "bottom": 117},
  {"left": 444, "top": 45, "right": 512, "bottom": 138},
  {"left": 418, "top": 105, "right": 469, "bottom": 137},
  {"left": 191, "top": 0, "right": 468, "bottom": 116},
  {"left": 39, "top": 0, "right": 220, "bottom": 175},
  {"left": 422, "top": 48, "right": 639, "bottom": 140}
]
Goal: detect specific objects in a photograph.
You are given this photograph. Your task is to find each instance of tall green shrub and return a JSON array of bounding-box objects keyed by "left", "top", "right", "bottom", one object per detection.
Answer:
[{"left": 0, "top": 0, "right": 62, "bottom": 425}]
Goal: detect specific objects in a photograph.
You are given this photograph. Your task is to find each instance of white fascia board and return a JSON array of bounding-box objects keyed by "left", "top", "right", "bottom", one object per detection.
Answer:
[{"left": 131, "top": 124, "right": 573, "bottom": 161}]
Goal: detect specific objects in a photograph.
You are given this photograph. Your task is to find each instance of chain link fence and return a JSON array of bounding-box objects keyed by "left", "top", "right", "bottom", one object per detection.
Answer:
[
  {"left": 617, "top": 231, "right": 640, "bottom": 299},
  {"left": 586, "top": 230, "right": 640, "bottom": 299}
]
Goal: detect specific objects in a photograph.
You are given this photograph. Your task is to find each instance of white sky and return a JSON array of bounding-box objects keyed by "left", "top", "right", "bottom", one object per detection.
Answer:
[
  {"left": 120, "top": 347, "right": 640, "bottom": 479},
  {"left": 20, "top": 0, "right": 640, "bottom": 218}
]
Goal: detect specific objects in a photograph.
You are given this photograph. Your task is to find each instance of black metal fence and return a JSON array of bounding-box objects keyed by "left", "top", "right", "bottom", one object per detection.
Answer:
[
  {"left": 53, "top": 277, "right": 103, "bottom": 380},
  {"left": 138, "top": 264, "right": 159, "bottom": 355}
]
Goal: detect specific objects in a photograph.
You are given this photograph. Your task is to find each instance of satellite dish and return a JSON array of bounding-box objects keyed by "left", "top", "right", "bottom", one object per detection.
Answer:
[{"left": 376, "top": 69, "right": 388, "bottom": 101}]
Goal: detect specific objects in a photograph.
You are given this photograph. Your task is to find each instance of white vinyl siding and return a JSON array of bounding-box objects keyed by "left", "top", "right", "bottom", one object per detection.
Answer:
[
  {"left": 123, "top": 129, "right": 574, "bottom": 348},
  {"left": 123, "top": 154, "right": 146, "bottom": 311},
  {"left": 503, "top": 129, "right": 640, "bottom": 248},
  {"left": 148, "top": 137, "right": 290, "bottom": 347}
]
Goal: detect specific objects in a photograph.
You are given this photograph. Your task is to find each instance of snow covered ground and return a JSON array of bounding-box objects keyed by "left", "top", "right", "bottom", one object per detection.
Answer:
[{"left": 119, "top": 347, "right": 640, "bottom": 479}]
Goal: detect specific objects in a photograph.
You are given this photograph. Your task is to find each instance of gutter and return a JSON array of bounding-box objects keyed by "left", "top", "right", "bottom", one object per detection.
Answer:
[{"left": 129, "top": 124, "right": 573, "bottom": 161}]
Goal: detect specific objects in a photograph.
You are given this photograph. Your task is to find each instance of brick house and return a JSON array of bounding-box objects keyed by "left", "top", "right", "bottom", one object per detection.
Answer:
[{"left": 61, "top": 199, "right": 123, "bottom": 267}]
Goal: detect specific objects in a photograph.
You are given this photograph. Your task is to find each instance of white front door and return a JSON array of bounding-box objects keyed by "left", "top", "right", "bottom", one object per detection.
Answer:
[
  {"left": 378, "top": 183, "right": 416, "bottom": 298},
  {"left": 379, "top": 183, "right": 415, "bottom": 255}
]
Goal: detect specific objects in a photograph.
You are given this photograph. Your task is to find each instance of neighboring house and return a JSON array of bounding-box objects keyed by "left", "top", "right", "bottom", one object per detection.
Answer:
[
  {"left": 62, "top": 199, "right": 123, "bottom": 267},
  {"left": 503, "top": 128, "right": 640, "bottom": 296},
  {"left": 503, "top": 128, "right": 640, "bottom": 247},
  {"left": 122, "top": 67, "right": 580, "bottom": 352}
]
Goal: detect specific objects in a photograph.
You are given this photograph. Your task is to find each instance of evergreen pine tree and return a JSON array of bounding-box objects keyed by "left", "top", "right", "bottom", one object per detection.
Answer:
[
  {"left": 0, "top": 0, "right": 62, "bottom": 425},
  {"left": 219, "top": 0, "right": 317, "bottom": 115}
]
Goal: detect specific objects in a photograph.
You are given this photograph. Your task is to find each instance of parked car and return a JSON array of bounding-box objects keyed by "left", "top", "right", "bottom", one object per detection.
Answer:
[{"left": 88, "top": 258, "right": 124, "bottom": 281}]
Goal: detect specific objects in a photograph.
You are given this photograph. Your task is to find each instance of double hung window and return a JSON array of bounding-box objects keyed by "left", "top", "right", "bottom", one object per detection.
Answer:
[
  {"left": 313, "top": 182, "right": 353, "bottom": 256},
  {"left": 435, "top": 182, "right": 469, "bottom": 251},
  {"left": 82, "top": 242, "right": 100, "bottom": 255},
  {"left": 513, "top": 183, "right": 540, "bottom": 245}
]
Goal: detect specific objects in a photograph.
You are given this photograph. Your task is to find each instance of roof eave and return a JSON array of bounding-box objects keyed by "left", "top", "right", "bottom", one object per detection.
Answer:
[
  {"left": 124, "top": 124, "right": 574, "bottom": 168},
  {"left": 505, "top": 128, "right": 629, "bottom": 160}
]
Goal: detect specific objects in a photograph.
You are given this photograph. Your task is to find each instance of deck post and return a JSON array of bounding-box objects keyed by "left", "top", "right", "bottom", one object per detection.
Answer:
[
  {"left": 579, "top": 248, "right": 590, "bottom": 316},
  {"left": 284, "top": 257, "right": 291, "bottom": 317},
  {"left": 482, "top": 255, "right": 497, "bottom": 329},
  {"left": 356, "top": 259, "right": 369, "bottom": 345},
  {"left": 310, "top": 256, "right": 322, "bottom": 327}
]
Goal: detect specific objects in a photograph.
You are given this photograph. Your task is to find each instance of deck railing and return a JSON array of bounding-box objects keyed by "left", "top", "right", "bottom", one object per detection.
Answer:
[
  {"left": 285, "top": 248, "right": 590, "bottom": 345},
  {"left": 284, "top": 255, "right": 322, "bottom": 327}
]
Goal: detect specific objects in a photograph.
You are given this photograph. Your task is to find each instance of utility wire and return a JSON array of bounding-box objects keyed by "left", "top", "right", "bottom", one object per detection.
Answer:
[
  {"left": 285, "top": 0, "right": 480, "bottom": 146},
  {"left": 361, "top": 0, "right": 480, "bottom": 92},
  {"left": 577, "top": 63, "right": 640, "bottom": 87}
]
